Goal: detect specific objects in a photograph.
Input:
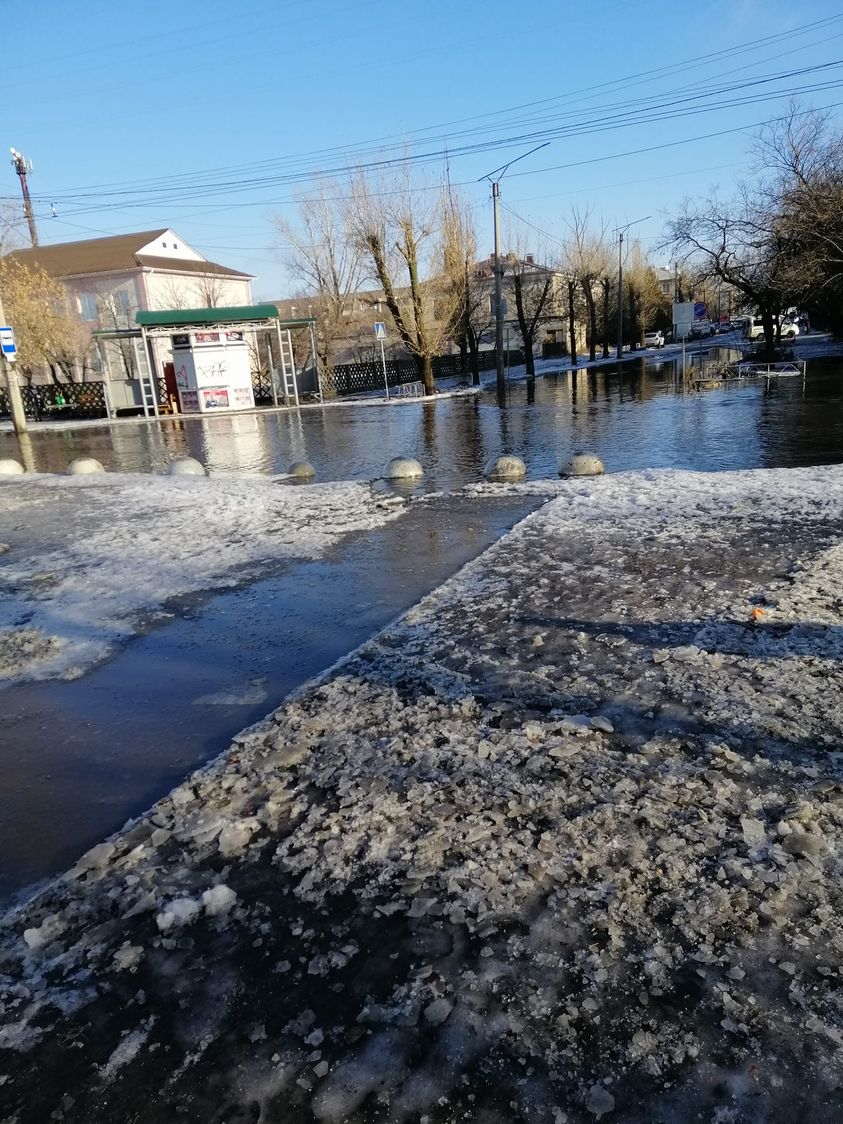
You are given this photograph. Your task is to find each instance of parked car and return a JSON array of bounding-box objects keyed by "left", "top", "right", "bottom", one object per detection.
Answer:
[
  {"left": 743, "top": 316, "right": 800, "bottom": 341},
  {"left": 643, "top": 329, "right": 664, "bottom": 348}
]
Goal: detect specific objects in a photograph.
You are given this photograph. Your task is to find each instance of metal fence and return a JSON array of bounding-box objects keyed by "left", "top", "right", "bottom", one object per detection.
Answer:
[
  {"left": 0, "top": 381, "right": 107, "bottom": 421},
  {"left": 325, "top": 349, "right": 524, "bottom": 397}
]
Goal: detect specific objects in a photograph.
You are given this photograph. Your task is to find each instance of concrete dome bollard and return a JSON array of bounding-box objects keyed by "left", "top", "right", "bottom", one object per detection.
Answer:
[
  {"left": 560, "top": 452, "right": 605, "bottom": 478},
  {"left": 385, "top": 456, "right": 423, "bottom": 481},
  {"left": 485, "top": 455, "right": 526, "bottom": 482},
  {"left": 67, "top": 457, "right": 105, "bottom": 475},
  {"left": 288, "top": 461, "right": 316, "bottom": 480},
  {"left": 0, "top": 458, "right": 25, "bottom": 476},
  {"left": 168, "top": 456, "right": 207, "bottom": 477}
]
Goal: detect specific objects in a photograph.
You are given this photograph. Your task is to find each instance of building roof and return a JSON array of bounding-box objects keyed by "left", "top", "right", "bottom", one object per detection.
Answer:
[
  {"left": 134, "top": 254, "right": 251, "bottom": 278},
  {"left": 5, "top": 230, "right": 252, "bottom": 280}
]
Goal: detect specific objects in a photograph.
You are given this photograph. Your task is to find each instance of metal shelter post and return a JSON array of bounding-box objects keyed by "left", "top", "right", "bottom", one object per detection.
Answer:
[
  {"left": 309, "top": 321, "right": 322, "bottom": 404},
  {"left": 139, "top": 326, "right": 159, "bottom": 418},
  {"left": 266, "top": 328, "right": 279, "bottom": 407},
  {"left": 96, "top": 339, "right": 115, "bottom": 419},
  {"left": 275, "top": 321, "right": 290, "bottom": 406}
]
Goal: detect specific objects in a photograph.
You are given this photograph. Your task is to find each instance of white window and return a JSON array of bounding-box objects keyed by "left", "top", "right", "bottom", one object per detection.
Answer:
[{"left": 79, "top": 293, "right": 98, "bottom": 321}]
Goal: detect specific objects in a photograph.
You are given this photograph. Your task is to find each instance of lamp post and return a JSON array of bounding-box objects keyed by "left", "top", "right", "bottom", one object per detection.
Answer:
[
  {"left": 480, "top": 142, "right": 550, "bottom": 401},
  {"left": 613, "top": 215, "right": 650, "bottom": 362}
]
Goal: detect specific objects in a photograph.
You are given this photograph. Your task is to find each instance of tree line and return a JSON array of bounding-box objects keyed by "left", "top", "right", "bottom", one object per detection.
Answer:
[
  {"left": 663, "top": 104, "right": 843, "bottom": 359},
  {"left": 275, "top": 175, "right": 671, "bottom": 394}
]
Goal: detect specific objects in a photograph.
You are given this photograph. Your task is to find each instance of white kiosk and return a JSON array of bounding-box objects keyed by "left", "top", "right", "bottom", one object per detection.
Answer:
[{"left": 171, "top": 329, "right": 255, "bottom": 414}]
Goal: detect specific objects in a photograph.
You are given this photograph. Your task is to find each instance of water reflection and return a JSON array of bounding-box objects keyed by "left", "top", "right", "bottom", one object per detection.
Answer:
[{"left": 2, "top": 357, "right": 842, "bottom": 487}]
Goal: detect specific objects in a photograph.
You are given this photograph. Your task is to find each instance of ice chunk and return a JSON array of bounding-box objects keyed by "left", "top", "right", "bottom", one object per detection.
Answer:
[
  {"left": 584, "top": 1085, "right": 615, "bottom": 1116},
  {"left": 155, "top": 897, "right": 202, "bottom": 932},
  {"left": 202, "top": 884, "right": 238, "bottom": 917},
  {"left": 22, "top": 914, "right": 66, "bottom": 951},
  {"left": 423, "top": 998, "right": 453, "bottom": 1026}
]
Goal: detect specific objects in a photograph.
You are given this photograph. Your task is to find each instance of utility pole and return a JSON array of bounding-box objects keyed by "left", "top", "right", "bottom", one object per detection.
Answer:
[
  {"left": 10, "top": 148, "right": 38, "bottom": 247},
  {"left": 480, "top": 141, "right": 550, "bottom": 402},
  {"left": 492, "top": 180, "right": 504, "bottom": 398},
  {"left": 613, "top": 214, "right": 651, "bottom": 363},
  {"left": 0, "top": 291, "right": 27, "bottom": 435},
  {"left": 616, "top": 231, "right": 624, "bottom": 361}
]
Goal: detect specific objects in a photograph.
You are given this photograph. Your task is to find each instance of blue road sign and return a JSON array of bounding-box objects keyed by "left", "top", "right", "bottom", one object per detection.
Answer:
[{"left": 0, "top": 327, "right": 16, "bottom": 359}]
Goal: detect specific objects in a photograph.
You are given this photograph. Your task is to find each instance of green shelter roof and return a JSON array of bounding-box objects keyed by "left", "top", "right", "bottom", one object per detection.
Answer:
[{"left": 135, "top": 305, "right": 313, "bottom": 327}]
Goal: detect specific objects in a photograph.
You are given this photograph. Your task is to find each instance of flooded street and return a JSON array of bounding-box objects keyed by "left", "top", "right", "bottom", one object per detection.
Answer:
[
  {"left": 0, "top": 493, "right": 538, "bottom": 900},
  {"left": 3, "top": 353, "right": 843, "bottom": 485}
]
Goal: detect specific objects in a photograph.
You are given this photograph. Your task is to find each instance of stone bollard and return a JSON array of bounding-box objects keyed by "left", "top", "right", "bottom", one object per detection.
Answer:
[
  {"left": 560, "top": 452, "right": 605, "bottom": 477},
  {"left": 168, "top": 457, "right": 207, "bottom": 477},
  {"left": 288, "top": 461, "right": 316, "bottom": 480},
  {"left": 67, "top": 458, "right": 105, "bottom": 475},
  {"left": 384, "top": 456, "right": 423, "bottom": 480},
  {"left": 0, "top": 458, "right": 25, "bottom": 476},
  {"left": 485, "top": 455, "right": 527, "bottom": 482}
]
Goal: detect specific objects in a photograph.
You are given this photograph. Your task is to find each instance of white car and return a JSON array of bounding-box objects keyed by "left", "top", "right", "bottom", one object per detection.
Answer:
[
  {"left": 643, "top": 330, "right": 664, "bottom": 348},
  {"left": 744, "top": 316, "right": 800, "bottom": 341}
]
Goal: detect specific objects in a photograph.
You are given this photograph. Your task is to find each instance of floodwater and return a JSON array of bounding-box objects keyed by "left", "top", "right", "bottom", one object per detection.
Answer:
[
  {"left": 0, "top": 494, "right": 538, "bottom": 901},
  {"left": 3, "top": 351, "right": 843, "bottom": 485}
]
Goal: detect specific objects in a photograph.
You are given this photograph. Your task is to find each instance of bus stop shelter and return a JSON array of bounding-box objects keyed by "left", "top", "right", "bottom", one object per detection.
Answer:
[{"left": 129, "top": 305, "right": 318, "bottom": 417}]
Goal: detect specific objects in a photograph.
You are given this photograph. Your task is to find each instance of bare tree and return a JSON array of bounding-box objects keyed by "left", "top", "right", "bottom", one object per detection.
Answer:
[
  {"left": 623, "top": 242, "right": 669, "bottom": 349},
  {"left": 442, "top": 189, "right": 490, "bottom": 385},
  {"left": 274, "top": 184, "right": 364, "bottom": 378},
  {"left": 663, "top": 185, "right": 795, "bottom": 360},
  {"left": 196, "top": 273, "right": 227, "bottom": 308},
  {"left": 754, "top": 104, "right": 843, "bottom": 335},
  {"left": 95, "top": 289, "right": 138, "bottom": 379},
  {"left": 502, "top": 232, "right": 559, "bottom": 378},
  {"left": 564, "top": 207, "right": 613, "bottom": 362},
  {"left": 0, "top": 203, "right": 27, "bottom": 257},
  {"left": 347, "top": 168, "right": 458, "bottom": 395},
  {"left": 157, "top": 278, "right": 191, "bottom": 310}
]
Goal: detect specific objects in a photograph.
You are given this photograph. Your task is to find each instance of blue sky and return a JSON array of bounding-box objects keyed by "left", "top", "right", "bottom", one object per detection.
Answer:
[{"left": 3, "top": 0, "right": 843, "bottom": 298}]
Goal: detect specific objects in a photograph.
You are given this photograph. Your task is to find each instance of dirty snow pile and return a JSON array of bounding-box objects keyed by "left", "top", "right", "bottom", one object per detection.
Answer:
[
  {"left": 0, "top": 474, "right": 405, "bottom": 683},
  {"left": 2, "top": 465, "right": 843, "bottom": 1122}
]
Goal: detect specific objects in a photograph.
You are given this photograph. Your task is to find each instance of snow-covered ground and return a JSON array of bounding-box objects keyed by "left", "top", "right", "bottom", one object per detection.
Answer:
[
  {"left": 2, "top": 464, "right": 843, "bottom": 1122},
  {"left": 0, "top": 474, "right": 405, "bottom": 683}
]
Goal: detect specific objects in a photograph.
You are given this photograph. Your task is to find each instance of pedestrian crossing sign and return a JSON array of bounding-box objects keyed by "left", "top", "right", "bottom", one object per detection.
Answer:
[{"left": 374, "top": 322, "right": 387, "bottom": 340}]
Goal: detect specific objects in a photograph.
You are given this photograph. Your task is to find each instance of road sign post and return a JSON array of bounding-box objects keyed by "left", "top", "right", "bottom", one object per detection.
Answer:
[
  {"left": 374, "top": 322, "right": 389, "bottom": 400},
  {"left": 0, "top": 310, "right": 26, "bottom": 435}
]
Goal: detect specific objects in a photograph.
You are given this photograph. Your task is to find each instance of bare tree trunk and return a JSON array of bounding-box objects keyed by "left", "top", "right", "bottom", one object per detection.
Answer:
[
  {"left": 416, "top": 353, "right": 435, "bottom": 395},
  {"left": 512, "top": 274, "right": 536, "bottom": 377},
  {"left": 760, "top": 306, "right": 777, "bottom": 361},
  {"left": 581, "top": 278, "right": 597, "bottom": 361},
  {"left": 602, "top": 279, "right": 611, "bottom": 358},
  {"left": 467, "top": 325, "right": 481, "bottom": 386},
  {"left": 567, "top": 279, "right": 577, "bottom": 366}
]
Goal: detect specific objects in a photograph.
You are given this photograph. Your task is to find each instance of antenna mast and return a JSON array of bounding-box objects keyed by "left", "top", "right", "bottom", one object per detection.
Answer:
[{"left": 10, "top": 148, "right": 38, "bottom": 247}]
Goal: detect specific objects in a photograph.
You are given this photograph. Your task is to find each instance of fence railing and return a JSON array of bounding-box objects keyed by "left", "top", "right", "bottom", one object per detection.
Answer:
[
  {"left": 0, "top": 382, "right": 107, "bottom": 420},
  {"left": 324, "top": 349, "right": 524, "bottom": 397}
]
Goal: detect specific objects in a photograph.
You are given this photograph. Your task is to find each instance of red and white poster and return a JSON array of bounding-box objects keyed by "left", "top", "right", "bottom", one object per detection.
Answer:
[{"left": 202, "top": 387, "right": 230, "bottom": 409}]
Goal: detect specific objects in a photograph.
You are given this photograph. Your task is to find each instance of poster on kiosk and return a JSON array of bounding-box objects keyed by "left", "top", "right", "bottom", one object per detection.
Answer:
[{"left": 171, "top": 330, "right": 256, "bottom": 413}]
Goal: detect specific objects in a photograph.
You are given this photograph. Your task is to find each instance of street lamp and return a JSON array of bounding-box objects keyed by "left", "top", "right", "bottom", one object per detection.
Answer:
[
  {"left": 479, "top": 142, "right": 550, "bottom": 400},
  {"left": 613, "top": 215, "right": 650, "bottom": 361}
]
